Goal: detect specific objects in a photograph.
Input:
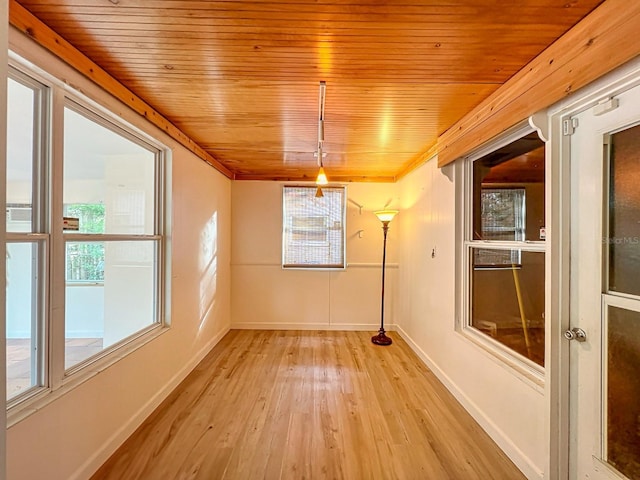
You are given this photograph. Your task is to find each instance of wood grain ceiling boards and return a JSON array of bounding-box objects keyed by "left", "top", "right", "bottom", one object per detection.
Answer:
[{"left": 14, "top": 0, "right": 604, "bottom": 182}]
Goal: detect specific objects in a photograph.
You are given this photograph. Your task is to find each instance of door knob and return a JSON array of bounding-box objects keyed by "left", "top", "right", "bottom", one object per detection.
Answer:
[{"left": 564, "top": 327, "right": 587, "bottom": 342}]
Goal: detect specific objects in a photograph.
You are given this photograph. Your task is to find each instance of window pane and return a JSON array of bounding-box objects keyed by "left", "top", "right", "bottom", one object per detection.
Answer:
[
  {"left": 65, "top": 241, "right": 158, "bottom": 369},
  {"left": 473, "top": 133, "right": 545, "bottom": 242},
  {"left": 63, "top": 106, "right": 156, "bottom": 235},
  {"left": 6, "top": 242, "right": 42, "bottom": 399},
  {"left": 607, "top": 305, "right": 640, "bottom": 478},
  {"left": 283, "top": 186, "right": 345, "bottom": 268},
  {"left": 481, "top": 188, "right": 525, "bottom": 241},
  {"left": 66, "top": 241, "right": 104, "bottom": 282},
  {"left": 608, "top": 124, "right": 640, "bottom": 296},
  {"left": 470, "top": 248, "right": 545, "bottom": 366},
  {"left": 7, "top": 77, "right": 36, "bottom": 233}
]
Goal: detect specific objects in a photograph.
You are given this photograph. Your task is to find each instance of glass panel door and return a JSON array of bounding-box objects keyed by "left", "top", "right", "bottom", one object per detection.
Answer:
[
  {"left": 605, "top": 302, "right": 640, "bottom": 478},
  {"left": 607, "top": 124, "right": 640, "bottom": 297},
  {"left": 603, "top": 123, "right": 640, "bottom": 478},
  {"left": 569, "top": 84, "right": 640, "bottom": 480}
]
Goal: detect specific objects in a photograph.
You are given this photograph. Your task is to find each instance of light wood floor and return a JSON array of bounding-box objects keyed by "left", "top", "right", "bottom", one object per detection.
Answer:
[{"left": 92, "top": 330, "right": 526, "bottom": 480}]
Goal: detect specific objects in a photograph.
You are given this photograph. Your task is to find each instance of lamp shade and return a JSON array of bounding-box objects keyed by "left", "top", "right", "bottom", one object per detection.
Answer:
[
  {"left": 374, "top": 209, "right": 398, "bottom": 223},
  {"left": 316, "top": 166, "right": 328, "bottom": 185}
]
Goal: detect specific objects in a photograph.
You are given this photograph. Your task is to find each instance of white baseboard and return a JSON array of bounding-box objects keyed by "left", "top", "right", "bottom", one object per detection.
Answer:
[
  {"left": 394, "top": 326, "right": 543, "bottom": 480},
  {"left": 71, "top": 325, "right": 231, "bottom": 480},
  {"left": 231, "top": 322, "right": 396, "bottom": 331}
]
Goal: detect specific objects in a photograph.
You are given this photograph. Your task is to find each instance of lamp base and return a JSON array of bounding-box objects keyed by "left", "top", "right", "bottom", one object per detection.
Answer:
[{"left": 371, "top": 329, "right": 392, "bottom": 346}]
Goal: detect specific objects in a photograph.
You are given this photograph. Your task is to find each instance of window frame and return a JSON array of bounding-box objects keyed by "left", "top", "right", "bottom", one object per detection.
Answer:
[
  {"left": 60, "top": 90, "right": 168, "bottom": 374},
  {"left": 6, "top": 66, "right": 50, "bottom": 406},
  {"left": 282, "top": 185, "right": 347, "bottom": 270},
  {"left": 457, "top": 123, "right": 547, "bottom": 384},
  {"left": 6, "top": 57, "right": 170, "bottom": 421}
]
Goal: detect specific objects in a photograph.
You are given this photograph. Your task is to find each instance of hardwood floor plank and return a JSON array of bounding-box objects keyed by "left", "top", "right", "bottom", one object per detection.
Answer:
[{"left": 91, "top": 330, "right": 526, "bottom": 479}]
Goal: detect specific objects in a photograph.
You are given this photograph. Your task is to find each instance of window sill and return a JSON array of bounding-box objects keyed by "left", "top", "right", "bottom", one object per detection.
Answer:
[
  {"left": 457, "top": 325, "right": 545, "bottom": 393},
  {"left": 6, "top": 324, "right": 169, "bottom": 428}
]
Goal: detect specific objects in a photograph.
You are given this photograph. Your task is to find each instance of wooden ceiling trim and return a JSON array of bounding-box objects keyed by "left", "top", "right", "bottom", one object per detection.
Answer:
[
  {"left": 434, "top": 0, "right": 640, "bottom": 168},
  {"left": 8, "top": 0, "right": 234, "bottom": 179}
]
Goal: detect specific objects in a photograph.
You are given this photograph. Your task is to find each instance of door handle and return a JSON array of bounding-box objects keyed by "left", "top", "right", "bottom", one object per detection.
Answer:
[{"left": 564, "top": 327, "right": 587, "bottom": 342}]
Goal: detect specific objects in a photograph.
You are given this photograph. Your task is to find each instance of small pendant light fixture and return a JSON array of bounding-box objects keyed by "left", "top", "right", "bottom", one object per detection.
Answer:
[{"left": 315, "top": 81, "right": 328, "bottom": 197}]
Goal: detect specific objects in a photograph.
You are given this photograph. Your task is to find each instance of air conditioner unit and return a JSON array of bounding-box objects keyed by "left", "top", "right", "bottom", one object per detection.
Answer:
[{"left": 7, "top": 207, "right": 32, "bottom": 222}]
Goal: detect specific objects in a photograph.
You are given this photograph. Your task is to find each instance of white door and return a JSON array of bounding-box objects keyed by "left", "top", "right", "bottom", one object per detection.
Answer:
[{"left": 569, "top": 84, "right": 640, "bottom": 479}]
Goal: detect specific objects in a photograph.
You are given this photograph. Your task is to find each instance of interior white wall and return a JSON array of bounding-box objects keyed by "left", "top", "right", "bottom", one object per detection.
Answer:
[
  {"left": 395, "top": 159, "right": 545, "bottom": 479},
  {"left": 7, "top": 29, "right": 232, "bottom": 480},
  {"left": 231, "top": 181, "right": 400, "bottom": 330}
]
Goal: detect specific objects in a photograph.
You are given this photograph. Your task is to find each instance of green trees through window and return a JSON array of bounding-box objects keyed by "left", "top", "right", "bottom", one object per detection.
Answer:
[{"left": 65, "top": 204, "right": 105, "bottom": 282}]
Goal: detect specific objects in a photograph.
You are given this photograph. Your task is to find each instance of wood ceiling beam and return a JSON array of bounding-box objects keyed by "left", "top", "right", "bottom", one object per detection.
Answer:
[
  {"left": 434, "top": 0, "right": 640, "bottom": 168},
  {"left": 8, "top": 0, "right": 234, "bottom": 179}
]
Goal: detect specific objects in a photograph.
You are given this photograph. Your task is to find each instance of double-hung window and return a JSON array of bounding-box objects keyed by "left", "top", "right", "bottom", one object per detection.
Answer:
[
  {"left": 282, "top": 186, "right": 346, "bottom": 269},
  {"left": 6, "top": 61, "right": 168, "bottom": 410},
  {"left": 6, "top": 68, "right": 49, "bottom": 402},
  {"left": 62, "top": 102, "right": 164, "bottom": 371},
  {"left": 461, "top": 129, "right": 546, "bottom": 370}
]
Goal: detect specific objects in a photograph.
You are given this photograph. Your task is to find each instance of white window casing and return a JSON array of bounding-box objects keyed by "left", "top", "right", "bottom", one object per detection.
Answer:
[{"left": 282, "top": 185, "right": 346, "bottom": 269}]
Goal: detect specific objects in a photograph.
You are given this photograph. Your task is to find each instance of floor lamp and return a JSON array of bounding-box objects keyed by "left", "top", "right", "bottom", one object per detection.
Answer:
[{"left": 372, "top": 209, "right": 398, "bottom": 346}]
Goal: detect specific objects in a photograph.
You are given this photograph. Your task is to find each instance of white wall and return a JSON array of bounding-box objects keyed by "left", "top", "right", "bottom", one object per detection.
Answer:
[
  {"left": 231, "top": 181, "right": 400, "bottom": 330},
  {"left": 7, "top": 29, "right": 232, "bottom": 480},
  {"left": 395, "top": 159, "right": 545, "bottom": 479}
]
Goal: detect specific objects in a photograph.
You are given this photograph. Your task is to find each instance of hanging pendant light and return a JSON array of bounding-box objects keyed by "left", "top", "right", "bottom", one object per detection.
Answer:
[
  {"left": 315, "top": 143, "right": 328, "bottom": 189},
  {"left": 316, "top": 166, "right": 328, "bottom": 185},
  {"left": 315, "top": 81, "right": 328, "bottom": 196}
]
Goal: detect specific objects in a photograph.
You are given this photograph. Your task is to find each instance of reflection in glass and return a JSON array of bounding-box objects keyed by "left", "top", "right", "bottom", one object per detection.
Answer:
[
  {"left": 64, "top": 241, "right": 157, "bottom": 369},
  {"left": 473, "top": 134, "right": 545, "bottom": 243},
  {"left": 607, "top": 306, "right": 640, "bottom": 478},
  {"left": 471, "top": 249, "right": 545, "bottom": 366},
  {"left": 63, "top": 106, "right": 156, "bottom": 235},
  {"left": 608, "top": 125, "right": 640, "bottom": 296},
  {"left": 6, "top": 243, "right": 41, "bottom": 399},
  {"left": 7, "top": 77, "right": 36, "bottom": 233}
]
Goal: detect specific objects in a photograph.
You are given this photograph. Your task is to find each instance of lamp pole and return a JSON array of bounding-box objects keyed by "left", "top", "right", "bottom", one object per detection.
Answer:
[{"left": 372, "top": 210, "right": 398, "bottom": 346}]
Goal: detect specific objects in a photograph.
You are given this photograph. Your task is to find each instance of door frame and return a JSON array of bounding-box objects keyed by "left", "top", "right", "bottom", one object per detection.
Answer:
[{"left": 546, "top": 56, "right": 640, "bottom": 479}]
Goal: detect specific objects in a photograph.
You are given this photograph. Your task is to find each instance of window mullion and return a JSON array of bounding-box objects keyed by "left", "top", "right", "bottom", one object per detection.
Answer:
[
  {"left": 63, "top": 233, "right": 161, "bottom": 242},
  {"left": 468, "top": 239, "right": 546, "bottom": 252},
  {"left": 49, "top": 86, "right": 66, "bottom": 391}
]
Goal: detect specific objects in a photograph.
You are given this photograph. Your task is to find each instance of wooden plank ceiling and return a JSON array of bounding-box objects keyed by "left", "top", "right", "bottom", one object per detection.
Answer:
[{"left": 14, "top": 0, "right": 604, "bottom": 182}]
